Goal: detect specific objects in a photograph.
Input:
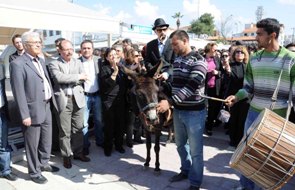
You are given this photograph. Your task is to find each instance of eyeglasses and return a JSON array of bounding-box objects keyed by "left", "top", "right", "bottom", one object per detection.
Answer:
[
  {"left": 61, "top": 48, "right": 74, "bottom": 52},
  {"left": 134, "top": 55, "right": 140, "bottom": 57},
  {"left": 235, "top": 50, "right": 244, "bottom": 54},
  {"left": 156, "top": 28, "right": 168, "bottom": 33},
  {"left": 26, "top": 41, "right": 42, "bottom": 45},
  {"left": 221, "top": 55, "right": 229, "bottom": 58}
]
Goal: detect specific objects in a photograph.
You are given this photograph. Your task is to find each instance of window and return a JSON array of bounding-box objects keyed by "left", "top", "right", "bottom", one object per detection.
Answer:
[
  {"left": 56, "top": 31, "right": 61, "bottom": 35},
  {"left": 49, "top": 30, "right": 53, "bottom": 36},
  {"left": 43, "top": 30, "right": 47, "bottom": 37}
]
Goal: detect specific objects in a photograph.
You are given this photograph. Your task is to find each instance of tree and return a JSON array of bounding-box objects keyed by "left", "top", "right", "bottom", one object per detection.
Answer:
[
  {"left": 189, "top": 13, "right": 215, "bottom": 36},
  {"left": 219, "top": 14, "right": 233, "bottom": 40},
  {"left": 172, "top": 12, "right": 183, "bottom": 29}
]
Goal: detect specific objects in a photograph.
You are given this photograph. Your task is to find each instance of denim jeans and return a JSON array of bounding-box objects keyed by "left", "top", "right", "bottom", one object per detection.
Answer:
[
  {"left": 0, "top": 107, "right": 11, "bottom": 176},
  {"left": 173, "top": 108, "right": 206, "bottom": 187},
  {"left": 240, "top": 107, "right": 260, "bottom": 190},
  {"left": 83, "top": 94, "right": 104, "bottom": 148}
]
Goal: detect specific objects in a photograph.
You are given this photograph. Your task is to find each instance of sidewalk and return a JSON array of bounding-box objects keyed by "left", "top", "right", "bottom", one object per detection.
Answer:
[{"left": 2, "top": 127, "right": 294, "bottom": 190}]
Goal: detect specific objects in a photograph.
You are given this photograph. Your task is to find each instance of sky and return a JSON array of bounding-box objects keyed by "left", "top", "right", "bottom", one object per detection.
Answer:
[{"left": 73, "top": 0, "right": 295, "bottom": 35}]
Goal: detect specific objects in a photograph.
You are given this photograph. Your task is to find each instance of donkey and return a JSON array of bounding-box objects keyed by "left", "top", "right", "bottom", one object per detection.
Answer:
[{"left": 123, "top": 63, "right": 173, "bottom": 173}]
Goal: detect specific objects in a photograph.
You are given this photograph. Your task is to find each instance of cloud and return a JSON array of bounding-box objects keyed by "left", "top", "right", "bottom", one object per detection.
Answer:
[
  {"left": 134, "top": 1, "right": 165, "bottom": 25},
  {"left": 183, "top": 0, "right": 222, "bottom": 21},
  {"left": 278, "top": 0, "right": 295, "bottom": 5},
  {"left": 93, "top": 3, "right": 111, "bottom": 16},
  {"left": 114, "top": 10, "right": 132, "bottom": 21}
]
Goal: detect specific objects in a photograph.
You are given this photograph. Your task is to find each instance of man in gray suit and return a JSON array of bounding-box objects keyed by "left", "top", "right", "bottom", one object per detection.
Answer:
[
  {"left": 78, "top": 40, "right": 103, "bottom": 155},
  {"left": 10, "top": 31, "right": 59, "bottom": 184},
  {"left": 49, "top": 39, "right": 90, "bottom": 169}
]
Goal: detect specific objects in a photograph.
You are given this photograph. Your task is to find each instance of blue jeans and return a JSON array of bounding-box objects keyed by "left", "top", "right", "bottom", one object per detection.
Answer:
[
  {"left": 173, "top": 108, "right": 206, "bottom": 187},
  {"left": 83, "top": 94, "right": 104, "bottom": 148},
  {"left": 0, "top": 107, "right": 11, "bottom": 176},
  {"left": 240, "top": 107, "right": 260, "bottom": 190}
]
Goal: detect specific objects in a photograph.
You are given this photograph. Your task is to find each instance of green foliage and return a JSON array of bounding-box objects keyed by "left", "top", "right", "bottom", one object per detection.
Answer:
[
  {"left": 172, "top": 12, "right": 183, "bottom": 19},
  {"left": 189, "top": 13, "right": 215, "bottom": 36}
]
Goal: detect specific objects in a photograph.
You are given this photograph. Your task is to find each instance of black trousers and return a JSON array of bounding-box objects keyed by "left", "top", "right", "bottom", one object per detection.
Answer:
[
  {"left": 228, "top": 100, "right": 249, "bottom": 146},
  {"left": 206, "top": 87, "right": 221, "bottom": 131},
  {"left": 103, "top": 101, "right": 125, "bottom": 151}
]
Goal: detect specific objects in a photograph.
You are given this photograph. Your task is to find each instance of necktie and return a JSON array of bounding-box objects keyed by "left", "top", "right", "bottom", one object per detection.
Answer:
[{"left": 33, "top": 58, "right": 52, "bottom": 100}]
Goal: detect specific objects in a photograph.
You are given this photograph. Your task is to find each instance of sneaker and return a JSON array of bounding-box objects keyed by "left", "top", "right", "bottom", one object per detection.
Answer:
[
  {"left": 31, "top": 175, "right": 48, "bottom": 184},
  {"left": 1, "top": 173, "right": 17, "bottom": 181},
  {"left": 205, "top": 130, "right": 213, "bottom": 136},
  {"left": 188, "top": 185, "right": 200, "bottom": 190},
  {"left": 169, "top": 172, "right": 188, "bottom": 182},
  {"left": 41, "top": 165, "right": 60, "bottom": 173}
]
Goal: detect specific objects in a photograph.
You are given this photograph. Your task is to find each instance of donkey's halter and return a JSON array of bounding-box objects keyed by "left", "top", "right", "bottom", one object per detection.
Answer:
[{"left": 140, "top": 102, "right": 158, "bottom": 112}]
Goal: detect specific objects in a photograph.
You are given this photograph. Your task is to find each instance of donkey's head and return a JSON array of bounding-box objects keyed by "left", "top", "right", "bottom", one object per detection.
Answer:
[{"left": 123, "top": 66, "right": 160, "bottom": 125}]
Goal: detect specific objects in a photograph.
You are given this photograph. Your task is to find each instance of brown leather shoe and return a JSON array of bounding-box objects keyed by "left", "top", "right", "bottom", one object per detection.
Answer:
[
  {"left": 73, "top": 154, "right": 90, "bottom": 162},
  {"left": 63, "top": 156, "right": 72, "bottom": 169}
]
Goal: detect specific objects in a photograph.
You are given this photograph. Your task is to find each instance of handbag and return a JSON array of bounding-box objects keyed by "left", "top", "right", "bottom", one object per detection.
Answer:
[
  {"left": 218, "top": 73, "right": 231, "bottom": 123},
  {"left": 217, "top": 108, "right": 231, "bottom": 123}
]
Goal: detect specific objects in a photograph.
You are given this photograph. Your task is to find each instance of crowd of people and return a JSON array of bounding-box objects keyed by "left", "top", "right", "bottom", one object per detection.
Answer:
[{"left": 0, "top": 17, "right": 295, "bottom": 190}]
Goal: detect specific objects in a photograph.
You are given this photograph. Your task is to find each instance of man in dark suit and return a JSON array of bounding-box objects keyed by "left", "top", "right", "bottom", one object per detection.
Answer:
[
  {"left": 10, "top": 32, "right": 59, "bottom": 184},
  {"left": 145, "top": 18, "right": 175, "bottom": 81},
  {"left": 9, "top": 34, "right": 24, "bottom": 63}
]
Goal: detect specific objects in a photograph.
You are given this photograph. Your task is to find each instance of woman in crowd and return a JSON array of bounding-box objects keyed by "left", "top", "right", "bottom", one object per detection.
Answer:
[
  {"left": 124, "top": 48, "right": 145, "bottom": 147},
  {"left": 204, "top": 42, "right": 222, "bottom": 136},
  {"left": 224, "top": 45, "right": 250, "bottom": 147},
  {"left": 99, "top": 48, "right": 128, "bottom": 156}
]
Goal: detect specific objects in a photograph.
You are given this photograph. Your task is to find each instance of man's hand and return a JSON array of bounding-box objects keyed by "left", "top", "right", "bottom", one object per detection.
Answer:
[
  {"left": 156, "top": 100, "right": 170, "bottom": 113},
  {"left": 153, "top": 72, "right": 168, "bottom": 81},
  {"left": 225, "top": 95, "right": 238, "bottom": 107},
  {"left": 22, "top": 117, "right": 31, "bottom": 127},
  {"left": 79, "top": 73, "right": 89, "bottom": 81}
]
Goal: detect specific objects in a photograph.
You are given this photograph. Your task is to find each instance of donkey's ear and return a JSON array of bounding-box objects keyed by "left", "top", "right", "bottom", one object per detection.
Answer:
[
  {"left": 121, "top": 65, "right": 138, "bottom": 80},
  {"left": 145, "top": 59, "right": 164, "bottom": 78}
]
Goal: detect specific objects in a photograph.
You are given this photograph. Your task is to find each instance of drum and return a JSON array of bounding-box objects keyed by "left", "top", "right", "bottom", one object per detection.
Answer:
[{"left": 230, "top": 108, "right": 295, "bottom": 190}]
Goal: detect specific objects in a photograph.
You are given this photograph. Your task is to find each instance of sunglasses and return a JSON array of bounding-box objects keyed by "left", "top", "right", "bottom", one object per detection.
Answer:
[
  {"left": 134, "top": 55, "right": 140, "bottom": 57},
  {"left": 235, "top": 50, "right": 244, "bottom": 54},
  {"left": 156, "top": 28, "right": 168, "bottom": 32},
  {"left": 221, "top": 55, "right": 229, "bottom": 58}
]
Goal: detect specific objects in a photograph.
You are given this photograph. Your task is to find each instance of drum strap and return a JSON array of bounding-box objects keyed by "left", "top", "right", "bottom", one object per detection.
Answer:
[
  {"left": 270, "top": 55, "right": 292, "bottom": 110},
  {"left": 244, "top": 54, "right": 292, "bottom": 146}
]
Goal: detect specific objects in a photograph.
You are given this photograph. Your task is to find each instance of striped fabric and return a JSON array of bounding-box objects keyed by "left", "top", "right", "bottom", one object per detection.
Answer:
[
  {"left": 235, "top": 46, "right": 295, "bottom": 116},
  {"left": 171, "top": 51, "right": 208, "bottom": 110}
]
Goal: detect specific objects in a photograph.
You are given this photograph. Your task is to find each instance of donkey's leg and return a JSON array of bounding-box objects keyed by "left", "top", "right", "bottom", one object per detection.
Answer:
[
  {"left": 154, "top": 130, "right": 161, "bottom": 172},
  {"left": 144, "top": 129, "right": 151, "bottom": 168}
]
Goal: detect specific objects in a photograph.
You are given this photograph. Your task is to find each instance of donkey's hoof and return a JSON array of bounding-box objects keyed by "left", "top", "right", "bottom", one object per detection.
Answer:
[{"left": 153, "top": 169, "right": 161, "bottom": 176}]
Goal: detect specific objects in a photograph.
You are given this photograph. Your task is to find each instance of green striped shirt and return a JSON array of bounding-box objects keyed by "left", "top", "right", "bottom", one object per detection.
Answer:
[{"left": 235, "top": 46, "right": 295, "bottom": 117}]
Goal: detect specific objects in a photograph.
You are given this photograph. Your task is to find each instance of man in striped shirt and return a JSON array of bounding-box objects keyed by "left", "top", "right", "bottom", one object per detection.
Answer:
[
  {"left": 157, "top": 30, "right": 207, "bottom": 190},
  {"left": 226, "top": 18, "right": 295, "bottom": 190}
]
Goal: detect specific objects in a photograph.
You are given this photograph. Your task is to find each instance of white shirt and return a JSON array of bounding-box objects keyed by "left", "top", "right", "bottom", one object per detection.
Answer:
[
  {"left": 82, "top": 57, "right": 99, "bottom": 93},
  {"left": 158, "top": 37, "right": 167, "bottom": 56},
  {"left": 27, "top": 53, "right": 52, "bottom": 100}
]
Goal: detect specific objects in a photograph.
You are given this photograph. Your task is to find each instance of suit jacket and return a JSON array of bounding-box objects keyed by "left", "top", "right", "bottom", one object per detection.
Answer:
[
  {"left": 9, "top": 51, "right": 21, "bottom": 63},
  {"left": 78, "top": 55, "right": 99, "bottom": 75},
  {"left": 10, "top": 53, "right": 56, "bottom": 124},
  {"left": 144, "top": 38, "right": 174, "bottom": 74},
  {"left": 48, "top": 57, "right": 85, "bottom": 112}
]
